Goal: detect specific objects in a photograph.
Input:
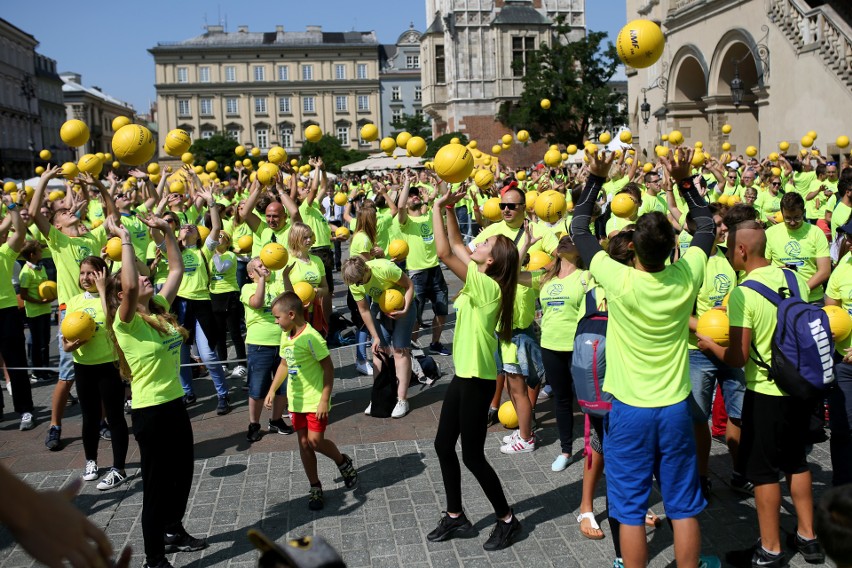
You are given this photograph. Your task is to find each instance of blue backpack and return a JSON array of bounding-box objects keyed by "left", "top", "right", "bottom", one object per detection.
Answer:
[
  {"left": 572, "top": 287, "right": 611, "bottom": 417},
  {"left": 740, "top": 269, "right": 835, "bottom": 399}
]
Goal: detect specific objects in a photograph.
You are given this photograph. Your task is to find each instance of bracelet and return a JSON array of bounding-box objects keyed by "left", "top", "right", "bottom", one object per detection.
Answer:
[
  {"left": 122, "top": 243, "right": 134, "bottom": 247},
  {"left": 5, "top": 203, "right": 16, "bottom": 210}
]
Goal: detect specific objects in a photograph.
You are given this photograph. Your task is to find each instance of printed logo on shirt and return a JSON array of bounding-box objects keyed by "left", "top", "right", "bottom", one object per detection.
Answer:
[
  {"left": 785, "top": 241, "right": 802, "bottom": 257},
  {"left": 369, "top": 286, "right": 382, "bottom": 298},
  {"left": 713, "top": 274, "right": 732, "bottom": 296}
]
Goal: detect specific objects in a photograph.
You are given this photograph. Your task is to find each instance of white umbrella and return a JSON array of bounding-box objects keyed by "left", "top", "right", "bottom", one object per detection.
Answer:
[
  {"left": 24, "top": 176, "right": 66, "bottom": 189},
  {"left": 342, "top": 148, "right": 424, "bottom": 172}
]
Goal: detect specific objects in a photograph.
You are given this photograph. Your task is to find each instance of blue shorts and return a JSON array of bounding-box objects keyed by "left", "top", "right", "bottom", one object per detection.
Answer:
[
  {"left": 410, "top": 266, "right": 449, "bottom": 318},
  {"left": 604, "top": 399, "right": 706, "bottom": 525},
  {"left": 370, "top": 301, "right": 417, "bottom": 349},
  {"left": 247, "top": 344, "right": 284, "bottom": 400},
  {"left": 688, "top": 350, "right": 746, "bottom": 422},
  {"left": 57, "top": 309, "right": 75, "bottom": 382}
]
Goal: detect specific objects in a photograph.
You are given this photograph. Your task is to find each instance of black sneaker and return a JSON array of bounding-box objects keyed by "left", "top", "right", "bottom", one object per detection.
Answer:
[
  {"left": 731, "top": 472, "right": 755, "bottom": 497},
  {"left": 308, "top": 486, "right": 324, "bottom": 511},
  {"left": 45, "top": 425, "right": 61, "bottom": 451},
  {"left": 426, "top": 512, "right": 472, "bottom": 542},
  {"left": 725, "top": 540, "right": 787, "bottom": 568},
  {"left": 786, "top": 531, "right": 825, "bottom": 564},
  {"left": 246, "top": 423, "right": 262, "bottom": 443},
  {"left": 164, "top": 529, "right": 208, "bottom": 553},
  {"left": 337, "top": 454, "right": 358, "bottom": 488},
  {"left": 430, "top": 342, "right": 451, "bottom": 356},
  {"left": 483, "top": 513, "right": 521, "bottom": 551},
  {"left": 216, "top": 395, "right": 231, "bottom": 415},
  {"left": 183, "top": 393, "right": 196, "bottom": 406},
  {"left": 142, "top": 557, "right": 174, "bottom": 568},
  {"left": 268, "top": 418, "right": 294, "bottom": 435},
  {"left": 700, "top": 476, "right": 712, "bottom": 501}
]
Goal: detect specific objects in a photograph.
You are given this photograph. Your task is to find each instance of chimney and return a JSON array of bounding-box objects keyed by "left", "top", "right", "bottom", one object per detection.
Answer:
[
  {"left": 276, "top": 25, "right": 284, "bottom": 33},
  {"left": 60, "top": 72, "right": 81, "bottom": 84},
  {"left": 306, "top": 25, "right": 322, "bottom": 33},
  {"left": 237, "top": 25, "right": 248, "bottom": 33}
]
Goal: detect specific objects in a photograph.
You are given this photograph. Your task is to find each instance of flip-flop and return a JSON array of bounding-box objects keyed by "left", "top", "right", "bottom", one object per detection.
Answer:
[{"left": 577, "top": 512, "right": 605, "bottom": 540}]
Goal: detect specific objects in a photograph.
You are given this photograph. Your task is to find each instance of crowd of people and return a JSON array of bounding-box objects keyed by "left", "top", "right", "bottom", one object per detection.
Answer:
[{"left": 1, "top": 141, "right": 852, "bottom": 568}]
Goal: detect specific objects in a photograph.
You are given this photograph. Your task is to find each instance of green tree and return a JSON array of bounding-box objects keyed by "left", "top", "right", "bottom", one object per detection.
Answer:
[
  {"left": 390, "top": 113, "right": 432, "bottom": 140},
  {"left": 188, "top": 134, "right": 239, "bottom": 167},
  {"left": 300, "top": 135, "right": 368, "bottom": 173},
  {"left": 497, "top": 20, "right": 626, "bottom": 145},
  {"left": 424, "top": 132, "right": 468, "bottom": 159}
]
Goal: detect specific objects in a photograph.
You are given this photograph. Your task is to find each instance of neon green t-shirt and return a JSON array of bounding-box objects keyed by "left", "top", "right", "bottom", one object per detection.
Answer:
[
  {"left": 46, "top": 225, "right": 107, "bottom": 305},
  {"left": 826, "top": 252, "right": 852, "bottom": 355},
  {"left": 349, "top": 258, "right": 404, "bottom": 302},
  {"left": 689, "top": 248, "right": 736, "bottom": 349},
  {"left": 286, "top": 254, "right": 326, "bottom": 287},
  {"left": 209, "top": 250, "right": 239, "bottom": 294},
  {"left": 638, "top": 192, "right": 666, "bottom": 216},
  {"left": 376, "top": 209, "right": 394, "bottom": 251},
  {"left": 590, "top": 246, "right": 706, "bottom": 407},
  {"left": 832, "top": 201, "right": 852, "bottom": 240},
  {"left": 765, "top": 222, "right": 830, "bottom": 302},
  {"left": 531, "top": 269, "right": 586, "bottom": 351},
  {"left": 251, "top": 220, "right": 291, "bottom": 257},
  {"left": 146, "top": 240, "right": 169, "bottom": 285},
  {"left": 280, "top": 323, "right": 330, "bottom": 413},
  {"left": 65, "top": 292, "right": 115, "bottom": 365},
  {"left": 473, "top": 220, "right": 558, "bottom": 330},
  {"left": 19, "top": 263, "right": 52, "bottom": 317},
  {"left": 240, "top": 280, "right": 285, "bottom": 346},
  {"left": 113, "top": 295, "right": 184, "bottom": 409},
  {"left": 0, "top": 244, "right": 19, "bottom": 310},
  {"left": 756, "top": 191, "right": 782, "bottom": 223},
  {"left": 120, "top": 214, "right": 150, "bottom": 263},
  {"left": 805, "top": 178, "right": 837, "bottom": 220},
  {"left": 728, "top": 265, "right": 809, "bottom": 395},
  {"left": 452, "top": 262, "right": 501, "bottom": 379},
  {"left": 350, "top": 231, "right": 373, "bottom": 259},
  {"left": 605, "top": 214, "right": 636, "bottom": 236},
  {"left": 394, "top": 211, "right": 438, "bottom": 271},
  {"left": 28, "top": 224, "right": 51, "bottom": 259},
  {"left": 177, "top": 246, "right": 212, "bottom": 300},
  {"left": 792, "top": 171, "right": 817, "bottom": 198},
  {"left": 299, "top": 201, "right": 331, "bottom": 248}
]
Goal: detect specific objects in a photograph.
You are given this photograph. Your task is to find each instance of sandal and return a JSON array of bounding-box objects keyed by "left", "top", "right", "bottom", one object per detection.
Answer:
[{"left": 577, "top": 512, "right": 605, "bottom": 540}]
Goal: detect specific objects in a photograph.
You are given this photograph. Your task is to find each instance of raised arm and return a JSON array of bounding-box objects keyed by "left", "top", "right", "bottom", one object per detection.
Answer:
[
  {"left": 138, "top": 214, "right": 182, "bottom": 305},
  {"left": 660, "top": 147, "right": 714, "bottom": 256},
  {"left": 28, "top": 165, "right": 62, "bottom": 237},
  {"left": 280, "top": 189, "right": 302, "bottom": 225},
  {"left": 305, "top": 157, "right": 321, "bottom": 207},
  {"left": 241, "top": 181, "right": 264, "bottom": 233},
  {"left": 2, "top": 195, "right": 26, "bottom": 253},
  {"left": 104, "top": 217, "right": 138, "bottom": 323},
  {"left": 396, "top": 170, "right": 414, "bottom": 225},
  {"left": 431, "top": 187, "right": 471, "bottom": 281},
  {"left": 571, "top": 150, "right": 611, "bottom": 267}
]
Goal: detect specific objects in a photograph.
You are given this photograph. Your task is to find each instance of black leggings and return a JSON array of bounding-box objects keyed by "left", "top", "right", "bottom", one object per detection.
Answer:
[
  {"left": 0, "top": 306, "right": 31, "bottom": 414},
  {"left": 75, "top": 362, "right": 128, "bottom": 469},
  {"left": 211, "top": 291, "right": 246, "bottom": 363},
  {"left": 132, "top": 397, "right": 194, "bottom": 565},
  {"left": 435, "top": 375, "right": 510, "bottom": 518},
  {"left": 541, "top": 348, "right": 575, "bottom": 455}
]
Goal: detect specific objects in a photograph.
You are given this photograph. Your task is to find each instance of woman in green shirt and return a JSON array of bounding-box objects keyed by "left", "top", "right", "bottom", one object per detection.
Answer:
[
  {"left": 286, "top": 222, "right": 330, "bottom": 334},
  {"left": 208, "top": 228, "right": 246, "bottom": 379},
  {"left": 426, "top": 187, "right": 523, "bottom": 551},
  {"left": 105, "top": 215, "right": 207, "bottom": 568},
  {"left": 63, "top": 256, "right": 128, "bottom": 491}
]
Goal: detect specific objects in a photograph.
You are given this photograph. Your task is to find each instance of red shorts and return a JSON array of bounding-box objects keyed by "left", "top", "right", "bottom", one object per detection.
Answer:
[{"left": 290, "top": 411, "right": 328, "bottom": 433}]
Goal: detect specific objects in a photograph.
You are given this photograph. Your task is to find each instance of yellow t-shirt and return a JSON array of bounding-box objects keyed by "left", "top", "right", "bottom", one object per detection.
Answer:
[
  {"left": 831, "top": 202, "right": 852, "bottom": 240},
  {"left": 349, "top": 259, "right": 404, "bottom": 302},
  {"left": 689, "top": 249, "right": 736, "bottom": 349},
  {"left": 19, "top": 263, "right": 52, "bottom": 317},
  {"left": 251, "top": 220, "right": 291, "bottom": 257},
  {"left": 46, "top": 225, "right": 107, "bottom": 305},
  {"left": 473, "top": 220, "right": 558, "bottom": 330},
  {"left": 728, "top": 265, "right": 810, "bottom": 395},
  {"left": 120, "top": 214, "right": 150, "bottom": 263},
  {"left": 279, "top": 323, "right": 330, "bottom": 413},
  {"left": 531, "top": 269, "right": 586, "bottom": 351},
  {"left": 394, "top": 211, "right": 438, "bottom": 271},
  {"left": 350, "top": 231, "right": 373, "bottom": 259},
  {"left": 113, "top": 295, "right": 185, "bottom": 409},
  {"left": 65, "top": 292, "right": 115, "bottom": 365},
  {"left": 146, "top": 240, "right": 169, "bottom": 285},
  {"left": 0, "top": 244, "right": 20, "bottom": 310},
  {"left": 240, "top": 280, "right": 285, "bottom": 346},
  {"left": 452, "top": 262, "right": 501, "bottom": 379},
  {"left": 765, "top": 222, "right": 830, "bottom": 302},
  {"left": 177, "top": 246, "right": 211, "bottom": 300},
  {"left": 286, "top": 254, "right": 326, "bottom": 288},
  {"left": 825, "top": 252, "right": 852, "bottom": 355},
  {"left": 299, "top": 201, "right": 331, "bottom": 248},
  {"left": 590, "top": 246, "right": 707, "bottom": 407},
  {"left": 209, "top": 251, "right": 239, "bottom": 294}
]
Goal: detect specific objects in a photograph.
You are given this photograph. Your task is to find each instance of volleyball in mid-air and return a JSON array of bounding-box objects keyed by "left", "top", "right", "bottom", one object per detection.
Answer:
[{"left": 616, "top": 19, "right": 665, "bottom": 69}]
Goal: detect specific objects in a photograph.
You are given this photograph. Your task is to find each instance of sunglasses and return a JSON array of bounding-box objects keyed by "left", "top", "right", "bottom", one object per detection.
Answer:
[
  {"left": 770, "top": 182, "right": 782, "bottom": 186},
  {"left": 499, "top": 203, "right": 520, "bottom": 211}
]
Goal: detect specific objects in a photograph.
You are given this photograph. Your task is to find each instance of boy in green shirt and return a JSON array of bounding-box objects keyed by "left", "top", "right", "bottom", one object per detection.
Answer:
[
  {"left": 266, "top": 292, "right": 357, "bottom": 511},
  {"left": 19, "top": 241, "right": 53, "bottom": 381}
]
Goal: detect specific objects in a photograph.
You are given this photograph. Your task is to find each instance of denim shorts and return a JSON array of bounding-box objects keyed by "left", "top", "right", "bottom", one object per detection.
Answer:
[
  {"left": 605, "top": 398, "right": 706, "bottom": 525},
  {"left": 370, "top": 301, "right": 417, "bottom": 350},
  {"left": 410, "top": 266, "right": 449, "bottom": 318},
  {"left": 57, "top": 309, "right": 75, "bottom": 382},
  {"left": 494, "top": 326, "right": 545, "bottom": 387},
  {"left": 688, "top": 349, "right": 746, "bottom": 422},
  {"left": 247, "top": 344, "right": 284, "bottom": 400}
]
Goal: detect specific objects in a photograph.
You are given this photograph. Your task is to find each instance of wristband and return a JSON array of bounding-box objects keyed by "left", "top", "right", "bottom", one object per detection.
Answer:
[{"left": 5, "top": 202, "right": 16, "bottom": 210}]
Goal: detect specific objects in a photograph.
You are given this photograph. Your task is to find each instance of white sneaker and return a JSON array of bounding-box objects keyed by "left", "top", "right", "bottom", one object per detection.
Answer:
[
  {"left": 500, "top": 435, "right": 536, "bottom": 454},
  {"left": 230, "top": 365, "right": 247, "bottom": 379},
  {"left": 83, "top": 460, "right": 99, "bottom": 481},
  {"left": 19, "top": 412, "right": 34, "bottom": 431},
  {"left": 5, "top": 382, "right": 10, "bottom": 396},
  {"left": 355, "top": 362, "right": 374, "bottom": 376},
  {"left": 502, "top": 430, "right": 520, "bottom": 445},
  {"left": 391, "top": 399, "right": 410, "bottom": 419},
  {"left": 364, "top": 402, "right": 372, "bottom": 415},
  {"left": 97, "top": 468, "right": 126, "bottom": 491}
]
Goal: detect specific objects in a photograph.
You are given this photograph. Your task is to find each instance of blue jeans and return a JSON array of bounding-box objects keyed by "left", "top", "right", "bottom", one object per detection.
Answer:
[
  {"left": 370, "top": 301, "right": 417, "bottom": 349},
  {"left": 57, "top": 309, "right": 75, "bottom": 381},
  {"left": 830, "top": 361, "right": 852, "bottom": 486},
  {"left": 688, "top": 349, "right": 746, "bottom": 422},
  {"left": 174, "top": 298, "right": 228, "bottom": 398}
]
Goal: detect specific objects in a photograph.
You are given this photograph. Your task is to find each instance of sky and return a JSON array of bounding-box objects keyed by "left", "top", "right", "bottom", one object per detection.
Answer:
[{"left": 4, "top": 0, "right": 626, "bottom": 113}]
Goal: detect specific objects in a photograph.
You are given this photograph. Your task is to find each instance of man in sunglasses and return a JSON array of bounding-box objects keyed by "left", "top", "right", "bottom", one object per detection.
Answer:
[{"left": 471, "top": 182, "right": 559, "bottom": 452}]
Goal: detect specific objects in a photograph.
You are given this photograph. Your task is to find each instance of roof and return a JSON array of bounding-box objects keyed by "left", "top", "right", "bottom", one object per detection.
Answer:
[
  {"left": 61, "top": 76, "right": 134, "bottom": 111},
  {"left": 152, "top": 28, "right": 378, "bottom": 51},
  {"left": 424, "top": 15, "right": 444, "bottom": 35},
  {"left": 380, "top": 44, "right": 398, "bottom": 62},
  {"left": 493, "top": 4, "right": 551, "bottom": 26}
]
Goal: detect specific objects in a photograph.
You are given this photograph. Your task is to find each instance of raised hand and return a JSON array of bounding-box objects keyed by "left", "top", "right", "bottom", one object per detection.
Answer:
[{"left": 586, "top": 149, "right": 615, "bottom": 178}]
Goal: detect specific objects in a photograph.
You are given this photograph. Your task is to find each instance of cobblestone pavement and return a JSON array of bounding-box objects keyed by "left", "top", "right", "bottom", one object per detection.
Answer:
[{"left": 0, "top": 264, "right": 837, "bottom": 567}]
